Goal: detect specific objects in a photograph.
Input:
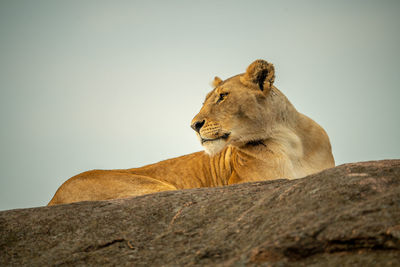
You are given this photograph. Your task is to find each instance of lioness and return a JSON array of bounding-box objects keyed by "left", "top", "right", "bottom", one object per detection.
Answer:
[{"left": 48, "top": 60, "right": 334, "bottom": 205}]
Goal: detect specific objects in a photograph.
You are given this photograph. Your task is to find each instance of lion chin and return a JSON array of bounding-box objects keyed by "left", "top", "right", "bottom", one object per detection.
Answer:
[{"left": 202, "top": 139, "right": 227, "bottom": 155}]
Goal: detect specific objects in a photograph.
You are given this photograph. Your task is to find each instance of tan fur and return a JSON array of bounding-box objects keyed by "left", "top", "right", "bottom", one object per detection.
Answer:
[
  {"left": 212, "top": 76, "right": 223, "bottom": 87},
  {"left": 48, "top": 60, "right": 334, "bottom": 206}
]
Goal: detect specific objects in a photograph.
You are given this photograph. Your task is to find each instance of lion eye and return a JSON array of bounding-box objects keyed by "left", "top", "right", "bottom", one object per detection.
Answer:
[{"left": 217, "top": 92, "right": 229, "bottom": 103}]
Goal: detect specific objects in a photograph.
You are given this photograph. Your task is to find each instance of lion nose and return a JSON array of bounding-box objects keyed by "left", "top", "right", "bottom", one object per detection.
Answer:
[{"left": 191, "top": 120, "right": 205, "bottom": 133}]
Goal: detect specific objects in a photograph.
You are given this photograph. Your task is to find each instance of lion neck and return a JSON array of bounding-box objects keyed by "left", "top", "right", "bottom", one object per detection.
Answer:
[
  {"left": 234, "top": 87, "right": 300, "bottom": 151},
  {"left": 225, "top": 94, "right": 305, "bottom": 181}
]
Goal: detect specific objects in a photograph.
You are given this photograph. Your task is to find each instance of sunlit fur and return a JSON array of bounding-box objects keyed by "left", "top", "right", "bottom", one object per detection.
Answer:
[{"left": 48, "top": 60, "right": 335, "bottom": 206}]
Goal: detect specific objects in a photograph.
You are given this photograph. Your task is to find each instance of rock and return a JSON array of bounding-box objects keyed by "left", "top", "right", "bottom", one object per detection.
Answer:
[{"left": 1, "top": 160, "right": 400, "bottom": 266}]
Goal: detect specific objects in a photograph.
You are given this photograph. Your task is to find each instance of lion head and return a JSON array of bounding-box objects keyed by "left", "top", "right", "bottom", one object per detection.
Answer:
[{"left": 191, "top": 59, "right": 292, "bottom": 155}]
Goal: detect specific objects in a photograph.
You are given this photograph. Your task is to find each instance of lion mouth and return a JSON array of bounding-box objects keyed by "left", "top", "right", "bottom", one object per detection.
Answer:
[{"left": 201, "top": 133, "right": 230, "bottom": 144}]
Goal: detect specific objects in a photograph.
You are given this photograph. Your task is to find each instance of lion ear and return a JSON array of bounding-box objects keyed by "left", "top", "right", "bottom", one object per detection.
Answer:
[
  {"left": 212, "top": 76, "right": 223, "bottom": 88},
  {"left": 240, "top": 60, "right": 275, "bottom": 92}
]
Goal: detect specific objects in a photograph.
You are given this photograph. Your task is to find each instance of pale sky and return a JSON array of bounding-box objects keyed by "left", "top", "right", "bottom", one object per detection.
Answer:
[{"left": 1, "top": 0, "right": 399, "bottom": 211}]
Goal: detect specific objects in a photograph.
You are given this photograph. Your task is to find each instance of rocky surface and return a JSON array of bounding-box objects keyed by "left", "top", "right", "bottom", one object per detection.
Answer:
[{"left": 1, "top": 160, "right": 400, "bottom": 266}]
